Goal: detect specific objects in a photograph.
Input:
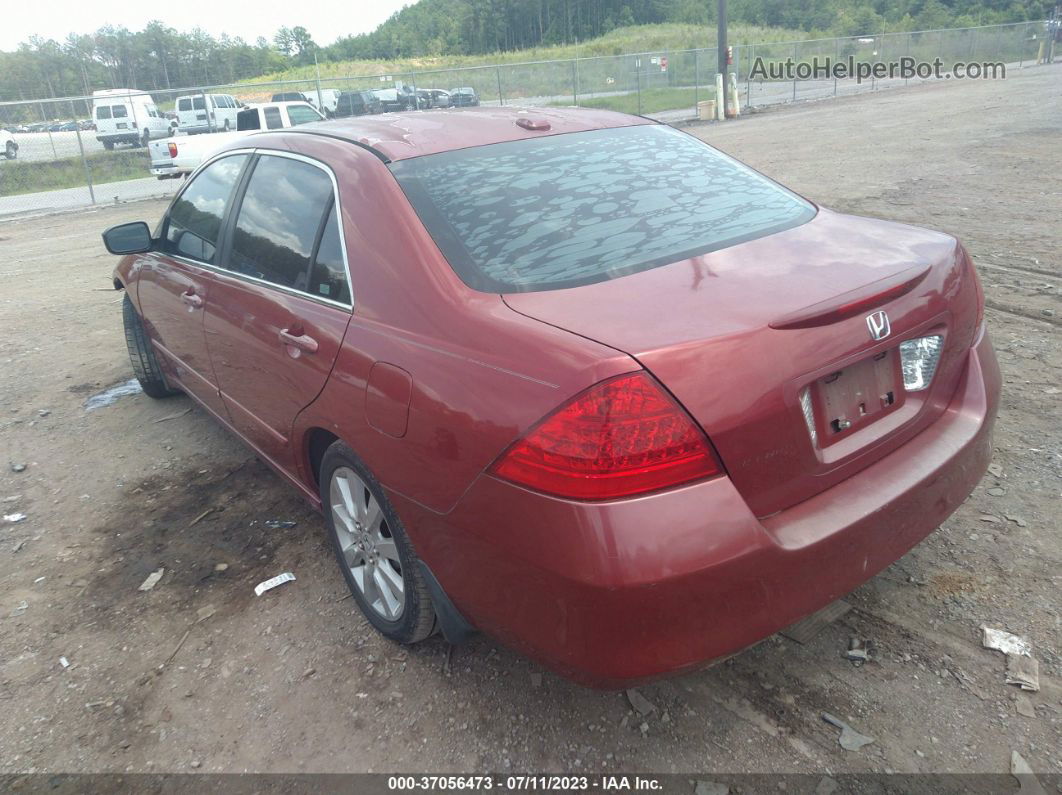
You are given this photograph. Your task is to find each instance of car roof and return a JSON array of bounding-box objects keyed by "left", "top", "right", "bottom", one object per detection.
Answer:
[{"left": 288, "top": 106, "right": 654, "bottom": 162}]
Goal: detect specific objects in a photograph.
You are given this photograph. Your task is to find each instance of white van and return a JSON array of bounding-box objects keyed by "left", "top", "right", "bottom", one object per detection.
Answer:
[
  {"left": 307, "top": 89, "right": 341, "bottom": 117},
  {"left": 92, "top": 89, "right": 171, "bottom": 149},
  {"left": 174, "top": 93, "right": 241, "bottom": 134}
]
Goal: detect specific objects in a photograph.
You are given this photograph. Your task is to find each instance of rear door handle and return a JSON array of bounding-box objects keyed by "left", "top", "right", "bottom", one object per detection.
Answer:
[
  {"left": 279, "top": 328, "right": 319, "bottom": 354},
  {"left": 181, "top": 291, "right": 203, "bottom": 308}
]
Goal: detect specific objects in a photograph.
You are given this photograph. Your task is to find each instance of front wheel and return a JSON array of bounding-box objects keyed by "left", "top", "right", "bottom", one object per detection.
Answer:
[
  {"left": 4, "top": 141, "right": 15, "bottom": 160},
  {"left": 122, "top": 294, "right": 180, "bottom": 399},
  {"left": 321, "top": 442, "right": 436, "bottom": 643}
]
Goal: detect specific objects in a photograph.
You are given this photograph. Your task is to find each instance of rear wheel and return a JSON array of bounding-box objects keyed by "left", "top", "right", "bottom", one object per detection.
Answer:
[
  {"left": 122, "top": 294, "right": 180, "bottom": 399},
  {"left": 103, "top": 140, "right": 114, "bottom": 151},
  {"left": 140, "top": 129, "right": 150, "bottom": 148},
  {"left": 4, "top": 141, "right": 15, "bottom": 160},
  {"left": 321, "top": 442, "right": 436, "bottom": 643}
]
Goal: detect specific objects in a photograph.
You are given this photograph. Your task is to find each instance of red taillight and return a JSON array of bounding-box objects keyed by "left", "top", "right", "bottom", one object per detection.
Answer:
[
  {"left": 167, "top": 142, "right": 178, "bottom": 158},
  {"left": 490, "top": 372, "right": 722, "bottom": 500}
]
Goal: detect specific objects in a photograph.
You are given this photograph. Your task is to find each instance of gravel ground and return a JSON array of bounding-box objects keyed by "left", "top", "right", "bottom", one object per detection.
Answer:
[{"left": 0, "top": 63, "right": 1058, "bottom": 778}]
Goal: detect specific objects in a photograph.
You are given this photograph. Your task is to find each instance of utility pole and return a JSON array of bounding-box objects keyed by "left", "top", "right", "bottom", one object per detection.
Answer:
[
  {"left": 717, "top": 0, "right": 728, "bottom": 77},
  {"left": 314, "top": 51, "right": 325, "bottom": 114},
  {"left": 716, "top": 0, "right": 728, "bottom": 120}
]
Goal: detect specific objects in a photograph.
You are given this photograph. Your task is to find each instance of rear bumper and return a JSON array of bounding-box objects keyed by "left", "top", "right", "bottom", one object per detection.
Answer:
[
  {"left": 98, "top": 133, "right": 139, "bottom": 144},
  {"left": 150, "top": 163, "right": 184, "bottom": 177},
  {"left": 393, "top": 328, "right": 1000, "bottom": 687}
]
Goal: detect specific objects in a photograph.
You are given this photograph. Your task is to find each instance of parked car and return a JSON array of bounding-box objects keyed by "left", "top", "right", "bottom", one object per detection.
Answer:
[
  {"left": 450, "top": 87, "right": 479, "bottom": 106},
  {"left": 27, "top": 122, "right": 48, "bottom": 133},
  {"left": 103, "top": 108, "right": 999, "bottom": 687},
  {"left": 174, "top": 93, "right": 240, "bottom": 134},
  {"left": 333, "top": 90, "right": 383, "bottom": 118},
  {"left": 271, "top": 91, "right": 310, "bottom": 103},
  {"left": 148, "top": 101, "right": 323, "bottom": 178},
  {"left": 417, "top": 89, "right": 452, "bottom": 108},
  {"left": 92, "top": 89, "right": 171, "bottom": 149},
  {"left": 373, "top": 84, "right": 422, "bottom": 112},
  {"left": 1, "top": 129, "right": 17, "bottom": 160}
]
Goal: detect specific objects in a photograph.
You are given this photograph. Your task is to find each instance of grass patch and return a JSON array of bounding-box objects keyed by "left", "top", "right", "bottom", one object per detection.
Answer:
[
  {"left": 0, "top": 150, "right": 149, "bottom": 197},
  {"left": 246, "top": 23, "right": 811, "bottom": 84},
  {"left": 554, "top": 86, "right": 715, "bottom": 115}
]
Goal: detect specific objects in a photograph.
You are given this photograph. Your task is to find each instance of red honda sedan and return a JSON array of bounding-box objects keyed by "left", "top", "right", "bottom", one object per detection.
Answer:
[{"left": 102, "top": 107, "right": 999, "bottom": 687}]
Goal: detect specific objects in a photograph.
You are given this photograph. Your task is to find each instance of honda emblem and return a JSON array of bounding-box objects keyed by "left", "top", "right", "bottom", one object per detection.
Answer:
[{"left": 866, "top": 310, "right": 891, "bottom": 341}]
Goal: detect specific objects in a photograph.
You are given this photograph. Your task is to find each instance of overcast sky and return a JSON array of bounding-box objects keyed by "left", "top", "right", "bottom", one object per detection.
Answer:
[{"left": 1, "top": 0, "right": 411, "bottom": 51}]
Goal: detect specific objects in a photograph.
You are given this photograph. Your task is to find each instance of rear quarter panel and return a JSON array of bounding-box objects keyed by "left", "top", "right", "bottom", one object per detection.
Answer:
[{"left": 280, "top": 133, "right": 637, "bottom": 513}]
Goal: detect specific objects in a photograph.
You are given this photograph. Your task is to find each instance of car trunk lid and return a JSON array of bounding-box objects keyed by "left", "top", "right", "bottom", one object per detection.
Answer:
[{"left": 503, "top": 209, "right": 983, "bottom": 516}]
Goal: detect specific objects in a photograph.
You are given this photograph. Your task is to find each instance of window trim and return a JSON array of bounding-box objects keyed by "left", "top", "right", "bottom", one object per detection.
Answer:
[{"left": 169, "top": 148, "right": 355, "bottom": 313}]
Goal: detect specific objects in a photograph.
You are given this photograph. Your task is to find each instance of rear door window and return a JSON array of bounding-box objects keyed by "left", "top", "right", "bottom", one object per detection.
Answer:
[
  {"left": 391, "top": 124, "right": 816, "bottom": 292},
  {"left": 263, "top": 107, "right": 283, "bottom": 129},
  {"left": 162, "top": 155, "right": 249, "bottom": 263},
  {"left": 308, "top": 204, "right": 351, "bottom": 304},
  {"left": 112, "top": 105, "right": 128, "bottom": 118},
  {"left": 96, "top": 106, "right": 112, "bottom": 120},
  {"left": 225, "top": 155, "right": 338, "bottom": 295},
  {"left": 177, "top": 98, "right": 191, "bottom": 111},
  {"left": 192, "top": 96, "right": 206, "bottom": 110}
]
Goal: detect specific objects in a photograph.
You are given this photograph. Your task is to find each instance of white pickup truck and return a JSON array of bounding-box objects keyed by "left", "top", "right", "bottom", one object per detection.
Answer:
[{"left": 148, "top": 101, "right": 324, "bottom": 179}]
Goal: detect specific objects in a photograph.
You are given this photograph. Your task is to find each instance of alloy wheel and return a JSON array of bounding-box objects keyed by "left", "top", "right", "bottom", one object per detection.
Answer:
[{"left": 330, "top": 466, "right": 405, "bottom": 620}]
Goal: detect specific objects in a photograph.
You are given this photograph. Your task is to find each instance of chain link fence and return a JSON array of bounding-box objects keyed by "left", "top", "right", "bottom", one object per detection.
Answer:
[{"left": 0, "top": 20, "right": 1051, "bottom": 218}]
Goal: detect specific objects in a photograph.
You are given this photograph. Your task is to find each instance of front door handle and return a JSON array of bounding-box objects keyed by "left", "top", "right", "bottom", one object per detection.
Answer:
[
  {"left": 181, "top": 290, "right": 203, "bottom": 308},
  {"left": 279, "top": 328, "right": 319, "bottom": 354}
]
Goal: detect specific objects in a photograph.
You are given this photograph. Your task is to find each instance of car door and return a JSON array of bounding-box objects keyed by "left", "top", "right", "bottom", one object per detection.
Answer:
[
  {"left": 136, "top": 153, "right": 250, "bottom": 420},
  {"left": 202, "top": 151, "right": 353, "bottom": 471}
]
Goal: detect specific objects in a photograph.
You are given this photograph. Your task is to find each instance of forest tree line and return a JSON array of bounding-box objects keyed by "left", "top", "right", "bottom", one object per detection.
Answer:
[{"left": 1, "top": 0, "right": 1052, "bottom": 102}]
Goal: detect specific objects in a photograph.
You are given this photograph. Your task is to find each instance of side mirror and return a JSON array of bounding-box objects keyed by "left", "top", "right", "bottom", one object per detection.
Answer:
[{"left": 102, "top": 221, "right": 153, "bottom": 255}]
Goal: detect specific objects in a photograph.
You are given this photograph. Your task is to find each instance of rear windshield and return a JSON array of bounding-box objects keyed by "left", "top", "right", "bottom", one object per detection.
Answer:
[
  {"left": 391, "top": 124, "right": 816, "bottom": 292},
  {"left": 112, "top": 105, "right": 128, "bottom": 118},
  {"left": 95, "top": 106, "right": 111, "bottom": 119}
]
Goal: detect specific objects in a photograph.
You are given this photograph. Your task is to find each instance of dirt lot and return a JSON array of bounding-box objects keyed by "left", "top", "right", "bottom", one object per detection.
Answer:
[{"left": 0, "top": 65, "right": 1059, "bottom": 779}]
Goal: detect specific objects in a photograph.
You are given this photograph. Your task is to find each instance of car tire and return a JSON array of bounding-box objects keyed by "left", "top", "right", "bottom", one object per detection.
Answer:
[
  {"left": 4, "top": 141, "right": 15, "bottom": 160},
  {"left": 122, "top": 294, "right": 180, "bottom": 399},
  {"left": 223, "top": 119, "right": 230, "bottom": 131},
  {"left": 321, "top": 441, "right": 436, "bottom": 644},
  {"left": 140, "top": 129, "right": 150, "bottom": 148},
  {"left": 103, "top": 140, "right": 114, "bottom": 151}
]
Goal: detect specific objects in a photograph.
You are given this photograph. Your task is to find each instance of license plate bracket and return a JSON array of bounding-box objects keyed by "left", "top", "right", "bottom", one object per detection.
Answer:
[{"left": 813, "top": 349, "right": 901, "bottom": 442}]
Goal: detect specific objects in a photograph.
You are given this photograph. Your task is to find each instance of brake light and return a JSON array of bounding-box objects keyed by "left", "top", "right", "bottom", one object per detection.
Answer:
[
  {"left": 490, "top": 372, "right": 722, "bottom": 500},
  {"left": 167, "top": 142, "right": 178, "bottom": 158}
]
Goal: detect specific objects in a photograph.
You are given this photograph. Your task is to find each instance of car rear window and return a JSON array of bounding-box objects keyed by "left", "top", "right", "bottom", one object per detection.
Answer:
[
  {"left": 390, "top": 124, "right": 816, "bottom": 292},
  {"left": 96, "top": 106, "right": 112, "bottom": 119},
  {"left": 112, "top": 105, "right": 128, "bottom": 118}
]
